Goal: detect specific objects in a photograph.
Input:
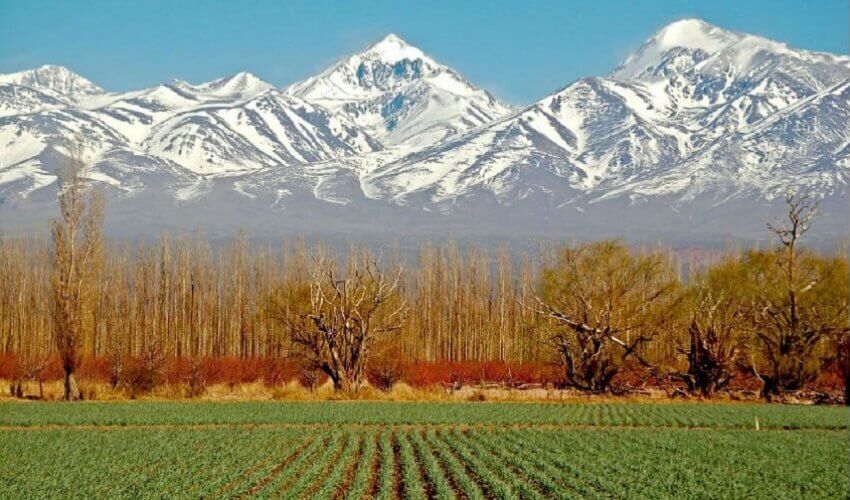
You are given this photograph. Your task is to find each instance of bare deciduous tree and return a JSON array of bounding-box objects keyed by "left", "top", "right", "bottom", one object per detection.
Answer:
[
  {"left": 50, "top": 143, "right": 103, "bottom": 400},
  {"left": 282, "top": 253, "right": 406, "bottom": 392}
]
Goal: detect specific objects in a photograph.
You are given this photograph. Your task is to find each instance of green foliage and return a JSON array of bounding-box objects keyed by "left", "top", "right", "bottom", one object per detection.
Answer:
[
  {"left": 538, "top": 240, "right": 682, "bottom": 390},
  {"left": 697, "top": 248, "right": 850, "bottom": 395}
]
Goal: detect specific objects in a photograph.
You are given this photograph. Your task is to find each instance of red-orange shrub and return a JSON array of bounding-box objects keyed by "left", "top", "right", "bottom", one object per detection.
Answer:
[
  {"left": 79, "top": 356, "right": 112, "bottom": 382},
  {"left": 0, "top": 354, "right": 18, "bottom": 380},
  {"left": 261, "top": 358, "right": 300, "bottom": 386},
  {"left": 163, "top": 357, "right": 300, "bottom": 386}
]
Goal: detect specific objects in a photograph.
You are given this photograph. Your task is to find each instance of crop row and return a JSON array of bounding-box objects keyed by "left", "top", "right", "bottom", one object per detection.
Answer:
[
  {"left": 0, "top": 401, "right": 846, "bottom": 429},
  {"left": 0, "top": 426, "right": 846, "bottom": 498}
]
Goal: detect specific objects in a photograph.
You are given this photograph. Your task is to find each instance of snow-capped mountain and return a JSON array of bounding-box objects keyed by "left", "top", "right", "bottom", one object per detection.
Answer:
[
  {"left": 143, "top": 92, "right": 380, "bottom": 176},
  {"left": 285, "top": 34, "right": 511, "bottom": 150},
  {"left": 0, "top": 66, "right": 380, "bottom": 185},
  {"left": 367, "top": 19, "right": 850, "bottom": 209},
  {"left": 0, "top": 21, "right": 848, "bottom": 243}
]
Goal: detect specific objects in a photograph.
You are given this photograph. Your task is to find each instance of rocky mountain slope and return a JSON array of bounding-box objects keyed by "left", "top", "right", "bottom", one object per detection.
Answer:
[{"left": 284, "top": 34, "right": 511, "bottom": 150}]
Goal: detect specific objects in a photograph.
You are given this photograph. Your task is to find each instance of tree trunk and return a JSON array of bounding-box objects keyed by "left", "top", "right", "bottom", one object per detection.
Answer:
[
  {"left": 64, "top": 369, "right": 82, "bottom": 401},
  {"left": 11, "top": 380, "right": 23, "bottom": 398},
  {"left": 759, "top": 376, "right": 778, "bottom": 402},
  {"left": 333, "top": 371, "right": 362, "bottom": 393}
]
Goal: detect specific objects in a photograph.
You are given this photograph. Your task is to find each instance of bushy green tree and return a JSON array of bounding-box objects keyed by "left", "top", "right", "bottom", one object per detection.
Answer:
[{"left": 532, "top": 241, "right": 682, "bottom": 391}]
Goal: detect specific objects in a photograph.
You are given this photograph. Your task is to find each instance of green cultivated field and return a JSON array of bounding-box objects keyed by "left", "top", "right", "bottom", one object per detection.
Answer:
[{"left": 0, "top": 402, "right": 847, "bottom": 498}]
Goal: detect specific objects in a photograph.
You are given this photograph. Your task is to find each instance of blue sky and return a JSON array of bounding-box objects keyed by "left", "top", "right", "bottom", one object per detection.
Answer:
[{"left": 0, "top": 0, "right": 847, "bottom": 104}]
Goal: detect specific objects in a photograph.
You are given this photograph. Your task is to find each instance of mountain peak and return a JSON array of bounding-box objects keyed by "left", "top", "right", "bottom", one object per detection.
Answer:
[
  {"left": 362, "top": 33, "right": 428, "bottom": 64},
  {"left": 283, "top": 32, "right": 509, "bottom": 149},
  {"left": 651, "top": 18, "right": 738, "bottom": 53},
  {"left": 214, "top": 71, "right": 269, "bottom": 88},
  {"left": 376, "top": 33, "right": 406, "bottom": 46},
  {"left": 284, "top": 33, "right": 440, "bottom": 102},
  {"left": 0, "top": 64, "right": 103, "bottom": 100},
  {"left": 610, "top": 18, "right": 741, "bottom": 80},
  {"left": 175, "top": 71, "right": 274, "bottom": 100}
]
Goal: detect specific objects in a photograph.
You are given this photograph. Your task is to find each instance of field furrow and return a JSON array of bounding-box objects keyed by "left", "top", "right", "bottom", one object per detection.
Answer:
[
  {"left": 376, "top": 430, "right": 397, "bottom": 500},
  {"left": 242, "top": 434, "right": 323, "bottom": 496},
  {"left": 423, "top": 428, "right": 487, "bottom": 500},
  {"left": 327, "top": 433, "right": 364, "bottom": 499},
  {"left": 409, "top": 430, "right": 457, "bottom": 500},
  {"left": 344, "top": 431, "right": 379, "bottom": 500},
  {"left": 434, "top": 428, "right": 517, "bottom": 499},
  {"left": 397, "top": 430, "right": 427, "bottom": 499},
  {"left": 282, "top": 431, "right": 346, "bottom": 499}
]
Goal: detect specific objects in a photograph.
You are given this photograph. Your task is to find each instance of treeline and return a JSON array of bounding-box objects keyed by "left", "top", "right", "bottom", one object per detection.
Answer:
[
  {"left": 0, "top": 237, "right": 549, "bottom": 363},
  {"left": 0, "top": 148, "right": 847, "bottom": 401},
  {"left": 2, "top": 225, "right": 847, "bottom": 400}
]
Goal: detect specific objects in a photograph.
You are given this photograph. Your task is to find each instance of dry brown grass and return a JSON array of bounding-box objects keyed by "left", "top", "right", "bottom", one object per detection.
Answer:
[{"left": 1, "top": 378, "right": 771, "bottom": 403}]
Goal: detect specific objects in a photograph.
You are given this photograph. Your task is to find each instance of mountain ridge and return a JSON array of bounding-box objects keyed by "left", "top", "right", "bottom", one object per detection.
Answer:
[{"left": 0, "top": 20, "right": 847, "bottom": 243}]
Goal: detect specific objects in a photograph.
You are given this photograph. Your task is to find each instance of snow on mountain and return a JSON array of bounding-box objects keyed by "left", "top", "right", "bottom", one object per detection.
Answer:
[
  {"left": 364, "top": 76, "right": 685, "bottom": 203},
  {"left": 0, "top": 65, "right": 103, "bottom": 102},
  {"left": 0, "top": 104, "right": 133, "bottom": 198},
  {"left": 611, "top": 78, "right": 850, "bottom": 201},
  {"left": 0, "top": 83, "right": 69, "bottom": 117},
  {"left": 611, "top": 19, "right": 743, "bottom": 81},
  {"left": 0, "top": 67, "right": 379, "bottom": 180},
  {"left": 144, "top": 91, "right": 380, "bottom": 175},
  {"left": 364, "top": 20, "right": 850, "bottom": 208},
  {"left": 0, "top": 21, "right": 848, "bottom": 242},
  {"left": 285, "top": 34, "right": 511, "bottom": 149},
  {"left": 174, "top": 72, "right": 275, "bottom": 101}
]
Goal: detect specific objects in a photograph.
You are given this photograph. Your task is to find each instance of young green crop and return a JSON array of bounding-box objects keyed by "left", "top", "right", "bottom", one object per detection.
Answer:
[
  {"left": 397, "top": 430, "right": 427, "bottom": 499},
  {"left": 433, "top": 428, "right": 517, "bottom": 499},
  {"left": 314, "top": 432, "right": 361, "bottom": 498},
  {"left": 0, "top": 403, "right": 847, "bottom": 499},
  {"left": 375, "top": 430, "right": 396, "bottom": 500},
  {"left": 408, "top": 430, "right": 456, "bottom": 500},
  {"left": 344, "top": 431, "right": 378, "bottom": 500},
  {"left": 422, "top": 428, "right": 486, "bottom": 500},
  {"left": 283, "top": 431, "right": 346, "bottom": 499},
  {"left": 1, "top": 401, "right": 845, "bottom": 429}
]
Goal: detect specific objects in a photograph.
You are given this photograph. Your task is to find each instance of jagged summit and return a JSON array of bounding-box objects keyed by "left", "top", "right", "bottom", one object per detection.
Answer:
[
  {"left": 285, "top": 33, "right": 441, "bottom": 101},
  {"left": 284, "top": 33, "right": 511, "bottom": 148}
]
